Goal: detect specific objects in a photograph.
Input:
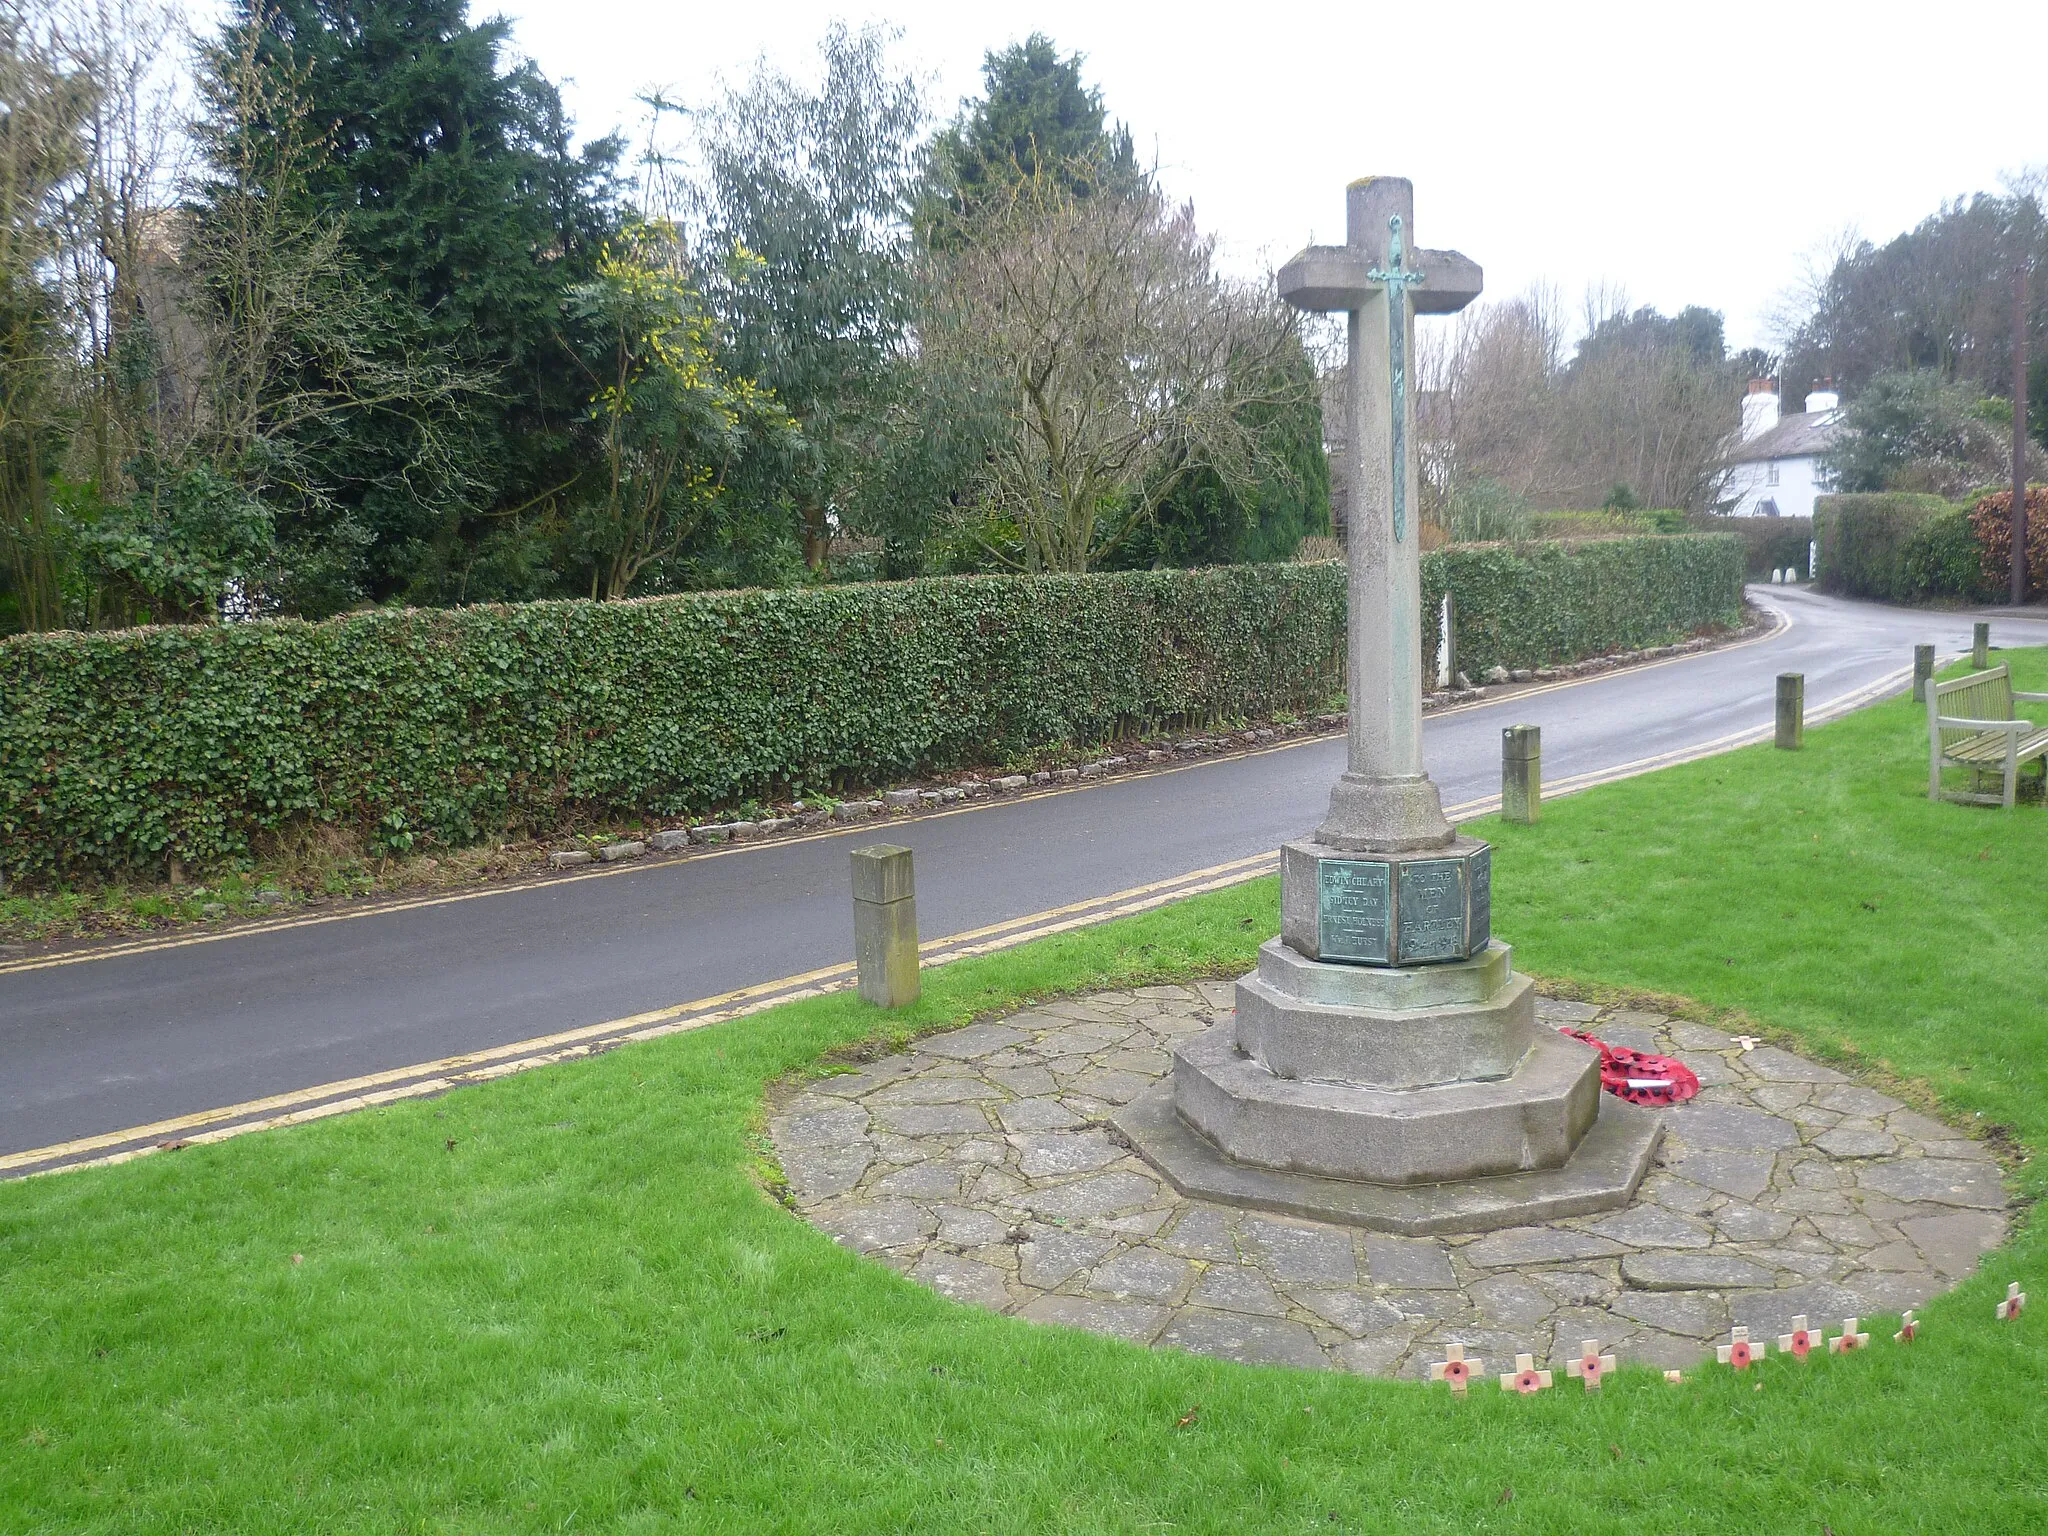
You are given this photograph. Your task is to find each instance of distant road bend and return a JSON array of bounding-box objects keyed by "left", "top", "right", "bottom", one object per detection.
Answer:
[{"left": 5, "top": 586, "right": 2046, "bottom": 1172}]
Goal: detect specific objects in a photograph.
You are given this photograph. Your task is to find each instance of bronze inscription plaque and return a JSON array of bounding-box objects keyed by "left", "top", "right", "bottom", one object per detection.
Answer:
[
  {"left": 1396, "top": 859, "right": 1467, "bottom": 964},
  {"left": 1318, "top": 859, "right": 1391, "bottom": 965}
]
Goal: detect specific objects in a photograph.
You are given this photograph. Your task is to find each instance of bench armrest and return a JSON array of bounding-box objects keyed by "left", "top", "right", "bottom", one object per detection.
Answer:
[
  {"left": 2015, "top": 691, "right": 2048, "bottom": 704},
  {"left": 1935, "top": 716, "right": 2029, "bottom": 734}
]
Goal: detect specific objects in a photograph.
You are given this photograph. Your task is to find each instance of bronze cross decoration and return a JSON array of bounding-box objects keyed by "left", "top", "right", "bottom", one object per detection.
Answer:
[
  {"left": 1367, "top": 215, "right": 1426, "bottom": 541},
  {"left": 1278, "top": 179, "right": 1482, "bottom": 545}
]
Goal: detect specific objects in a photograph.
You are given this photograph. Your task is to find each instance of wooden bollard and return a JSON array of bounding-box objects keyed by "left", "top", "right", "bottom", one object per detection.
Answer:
[
  {"left": 851, "top": 844, "right": 919, "bottom": 1008},
  {"left": 1973, "top": 621, "right": 1990, "bottom": 670},
  {"left": 1776, "top": 673, "right": 1804, "bottom": 750},
  {"left": 1912, "top": 644, "right": 1935, "bottom": 702},
  {"left": 1501, "top": 724, "right": 1541, "bottom": 823}
]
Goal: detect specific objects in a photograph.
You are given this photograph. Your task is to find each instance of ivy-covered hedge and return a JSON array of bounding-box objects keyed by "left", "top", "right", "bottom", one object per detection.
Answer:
[
  {"left": 2, "top": 541, "right": 1744, "bottom": 885},
  {"left": 1689, "top": 516, "right": 1814, "bottom": 579},
  {"left": 1425, "top": 535, "right": 1744, "bottom": 680},
  {"left": 1813, "top": 493, "right": 1964, "bottom": 602}
]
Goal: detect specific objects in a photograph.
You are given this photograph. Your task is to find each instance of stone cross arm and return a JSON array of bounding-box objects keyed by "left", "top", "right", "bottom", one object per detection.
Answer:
[{"left": 1278, "top": 244, "right": 1483, "bottom": 315}]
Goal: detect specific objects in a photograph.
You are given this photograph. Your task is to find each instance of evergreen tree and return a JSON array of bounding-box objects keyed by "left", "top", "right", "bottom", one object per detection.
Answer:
[
  {"left": 203, "top": 0, "right": 620, "bottom": 607},
  {"left": 928, "top": 33, "right": 1142, "bottom": 215}
]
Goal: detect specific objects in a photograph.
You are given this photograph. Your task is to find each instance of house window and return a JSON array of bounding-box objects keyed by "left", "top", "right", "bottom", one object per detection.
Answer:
[
  {"left": 1766, "top": 461, "right": 1780, "bottom": 486},
  {"left": 1758, "top": 499, "right": 1781, "bottom": 518}
]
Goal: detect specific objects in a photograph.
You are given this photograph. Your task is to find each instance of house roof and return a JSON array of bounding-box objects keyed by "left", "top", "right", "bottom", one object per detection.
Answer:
[{"left": 1728, "top": 409, "right": 1840, "bottom": 465}]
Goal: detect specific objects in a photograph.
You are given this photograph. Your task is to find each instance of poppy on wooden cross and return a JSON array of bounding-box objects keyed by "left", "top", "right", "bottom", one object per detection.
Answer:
[
  {"left": 1564, "top": 1339, "right": 1616, "bottom": 1391},
  {"left": 1828, "top": 1318, "right": 1869, "bottom": 1354},
  {"left": 1996, "top": 1282, "right": 2026, "bottom": 1322},
  {"left": 1429, "top": 1343, "right": 1479, "bottom": 1394},
  {"left": 1499, "top": 1354, "right": 1553, "bottom": 1394},
  {"left": 1777, "top": 1315, "right": 1817, "bottom": 1360},
  {"left": 1894, "top": 1310, "right": 1919, "bottom": 1344},
  {"left": 1717, "top": 1327, "right": 1767, "bottom": 1370}
]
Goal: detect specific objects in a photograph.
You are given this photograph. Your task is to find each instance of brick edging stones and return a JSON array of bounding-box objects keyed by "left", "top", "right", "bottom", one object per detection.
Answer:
[{"left": 768, "top": 983, "right": 2006, "bottom": 1378}]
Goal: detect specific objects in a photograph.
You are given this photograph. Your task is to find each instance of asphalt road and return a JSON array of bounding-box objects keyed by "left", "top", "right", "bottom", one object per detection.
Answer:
[{"left": 6, "top": 586, "right": 2046, "bottom": 1162}]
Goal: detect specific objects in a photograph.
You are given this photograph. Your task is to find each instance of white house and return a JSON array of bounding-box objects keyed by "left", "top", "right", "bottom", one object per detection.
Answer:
[{"left": 1721, "top": 380, "right": 1842, "bottom": 518}]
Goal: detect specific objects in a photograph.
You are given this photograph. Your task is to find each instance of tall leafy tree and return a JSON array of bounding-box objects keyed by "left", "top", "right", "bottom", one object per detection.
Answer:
[
  {"left": 678, "top": 25, "right": 929, "bottom": 571},
  {"left": 203, "top": 0, "right": 621, "bottom": 607},
  {"left": 928, "top": 33, "right": 1140, "bottom": 213}
]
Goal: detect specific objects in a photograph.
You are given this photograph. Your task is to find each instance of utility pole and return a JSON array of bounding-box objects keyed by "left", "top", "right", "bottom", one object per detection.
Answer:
[{"left": 2016, "top": 261, "right": 2031, "bottom": 607}]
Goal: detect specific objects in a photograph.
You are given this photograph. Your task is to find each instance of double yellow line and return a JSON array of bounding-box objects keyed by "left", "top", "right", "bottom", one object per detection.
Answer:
[
  {"left": 1, "top": 852, "right": 1276, "bottom": 1178},
  {"left": 6, "top": 604, "right": 1836, "bottom": 1178}
]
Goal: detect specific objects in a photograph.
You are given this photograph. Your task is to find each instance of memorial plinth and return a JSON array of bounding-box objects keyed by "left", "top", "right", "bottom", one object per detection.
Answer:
[{"left": 1116, "top": 177, "right": 1659, "bottom": 1232}]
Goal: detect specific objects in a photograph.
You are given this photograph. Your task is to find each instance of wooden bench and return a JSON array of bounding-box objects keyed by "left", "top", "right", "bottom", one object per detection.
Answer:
[{"left": 1928, "top": 664, "right": 2048, "bottom": 808}]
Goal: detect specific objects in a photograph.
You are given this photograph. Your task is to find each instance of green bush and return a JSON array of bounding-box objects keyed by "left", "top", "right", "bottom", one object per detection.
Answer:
[
  {"left": 1813, "top": 493, "right": 1966, "bottom": 601},
  {"left": 0, "top": 543, "right": 1747, "bottom": 885},
  {"left": 1425, "top": 535, "right": 1743, "bottom": 680},
  {"left": 1903, "top": 508, "right": 1997, "bottom": 603},
  {"left": 1688, "top": 515, "right": 1813, "bottom": 579}
]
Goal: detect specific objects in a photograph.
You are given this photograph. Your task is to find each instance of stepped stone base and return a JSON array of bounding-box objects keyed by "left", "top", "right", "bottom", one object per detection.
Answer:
[
  {"left": 1174, "top": 1021, "right": 1602, "bottom": 1185},
  {"left": 1115, "top": 1078, "right": 1662, "bottom": 1236},
  {"left": 1237, "top": 938, "right": 1534, "bottom": 1089}
]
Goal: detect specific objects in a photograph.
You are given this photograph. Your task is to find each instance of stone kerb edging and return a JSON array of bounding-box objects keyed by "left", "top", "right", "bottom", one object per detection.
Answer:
[
  {"left": 768, "top": 981, "right": 2006, "bottom": 1379},
  {"left": 557, "top": 606, "right": 1780, "bottom": 869}
]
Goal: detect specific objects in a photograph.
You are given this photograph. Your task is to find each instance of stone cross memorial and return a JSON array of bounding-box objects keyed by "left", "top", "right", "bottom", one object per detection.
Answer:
[{"left": 1117, "top": 178, "right": 1662, "bottom": 1233}]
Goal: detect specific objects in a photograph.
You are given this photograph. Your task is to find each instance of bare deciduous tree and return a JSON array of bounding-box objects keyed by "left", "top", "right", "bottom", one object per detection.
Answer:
[{"left": 922, "top": 169, "right": 1314, "bottom": 573}]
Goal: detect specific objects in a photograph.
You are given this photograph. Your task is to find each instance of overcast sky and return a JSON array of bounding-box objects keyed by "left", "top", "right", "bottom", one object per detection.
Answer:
[{"left": 490, "top": 0, "right": 2042, "bottom": 357}]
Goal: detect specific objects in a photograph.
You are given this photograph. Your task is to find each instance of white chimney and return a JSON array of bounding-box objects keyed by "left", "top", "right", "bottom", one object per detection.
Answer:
[
  {"left": 1740, "top": 378, "right": 1781, "bottom": 441},
  {"left": 1804, "top": 383, "right": 1840, "bottom": 415}
]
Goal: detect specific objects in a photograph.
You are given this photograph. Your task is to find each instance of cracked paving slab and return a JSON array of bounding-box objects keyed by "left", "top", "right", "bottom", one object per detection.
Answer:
[{"left": 770, "top": 987, "right": 2009, "bottom": 1378}]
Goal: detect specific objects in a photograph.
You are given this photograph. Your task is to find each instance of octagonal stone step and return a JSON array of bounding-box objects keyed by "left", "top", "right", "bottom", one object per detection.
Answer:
[
  {"left": 1236, "top": 940, "right": 1536, "bottom": 1090},
  {"left": 1172, "top": 1021, "right": 1601, "bottom": 1186}
]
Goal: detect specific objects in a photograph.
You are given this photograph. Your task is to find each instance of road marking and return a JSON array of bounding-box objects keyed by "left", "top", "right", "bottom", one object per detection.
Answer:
[
  {"left": 6, "top": 647, "right": 1904, "bottom": 1183},
  {"left": 1, "top": 855, "right": 1276, "bottom": 1178},
  {"left": 0, "top": 607, "right": 1794, "bottom": 978}
]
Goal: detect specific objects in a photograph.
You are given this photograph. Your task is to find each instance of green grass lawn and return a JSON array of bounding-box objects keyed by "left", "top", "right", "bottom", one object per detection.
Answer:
[{"left": 4, "top": 654, "right": 2045, "bottom": 1534}]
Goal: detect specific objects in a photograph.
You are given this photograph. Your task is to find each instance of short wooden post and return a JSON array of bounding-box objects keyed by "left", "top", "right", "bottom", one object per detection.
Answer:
[
  {"left": 1973, "top": 621, "right": 1990, "bottom": 670},
  {"left": 1912, "top": 644, "right": 1935, "bottom": 702},
  {"left": 1501, "top": 724, "right": 1541, "bottom": 823},
  {"left": 1775, "top": 673, "right": 1804, "bottom": 750},
  {"left": 851, "top": 844, "right": 919, "bottom": 1008}
]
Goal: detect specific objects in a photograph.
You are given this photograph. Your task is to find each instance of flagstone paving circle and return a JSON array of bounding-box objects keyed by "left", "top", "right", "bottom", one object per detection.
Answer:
[{"left": 769, "top": 982, "right": 2009, "bottom": 1377}]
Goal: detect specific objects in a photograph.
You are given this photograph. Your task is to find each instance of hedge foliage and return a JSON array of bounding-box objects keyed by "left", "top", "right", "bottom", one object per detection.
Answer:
[
  {"left": 1813, "top": 493, "right": 1967, "bottom": 602},
  {"left": 1, "top": 540, "right": 1745, "bottom": 885},
  {"left": 1689, "top": 515, "right": 1814, "bottom": 579},
  {"left": 1425, "top": 535, "right": 1744, "bottom": 681},
  {"left": 1967, "top": 488, "right": 2048, "bottom": 597}
]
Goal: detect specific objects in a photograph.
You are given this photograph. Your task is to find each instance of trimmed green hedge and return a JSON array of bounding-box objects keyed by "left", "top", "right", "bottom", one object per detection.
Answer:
[
  {"left": 1, "top": 541, "right": 1745, "bottom": 885},
  {"left": 1689, "top": 515, "right": 1814, "bottom": 579},
  {"left": 1425, "top": 535, "right": 1744, "bottom": 680},
  {"left": 1813, "top": 493, "right": 1970, "bottom": 602}
]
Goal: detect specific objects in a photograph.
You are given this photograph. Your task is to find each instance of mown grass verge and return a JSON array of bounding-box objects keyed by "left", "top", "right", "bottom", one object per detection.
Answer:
[{"left": 1, "top": 654, "right": 2044, "bottom": 1533}]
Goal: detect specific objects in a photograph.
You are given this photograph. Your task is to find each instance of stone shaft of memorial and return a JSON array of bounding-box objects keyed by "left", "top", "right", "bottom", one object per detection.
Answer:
[{"left": 1282, "top": 177, "right": 1483, "bottom": 853}]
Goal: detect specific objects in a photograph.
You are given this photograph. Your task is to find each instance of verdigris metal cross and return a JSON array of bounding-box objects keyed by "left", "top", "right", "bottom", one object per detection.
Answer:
[
  {"left": 1367, "top": 215, "right": 1426, "bottom": 543},
  {"left": 1278, "top": 178, "right": 1482, "bottom": 853}
]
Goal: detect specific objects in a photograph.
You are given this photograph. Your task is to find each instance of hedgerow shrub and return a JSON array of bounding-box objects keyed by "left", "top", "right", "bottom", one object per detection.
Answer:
[
  {"left": 1813, "top": 493, "right": 1956, "bottom": 601},
  {"left": 1, "top": 543, "right": 1744, "bottom": 885},
  {"left": 1424, "top": 535, "right": 1743, "bottom": 680},
  {"left": 1689, "top": 515, "right": 1814, "bottom": 579},
  {"left": 1967, "top": 487, "right": 2048, "bottom": 597}
]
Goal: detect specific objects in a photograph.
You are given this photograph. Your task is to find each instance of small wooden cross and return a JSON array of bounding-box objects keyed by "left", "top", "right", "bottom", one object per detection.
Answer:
[
  {"left": 1828, "top": 1318, "right": 1869, "bottom": 1354},
  {"left": 1499, "top": 1353, "right": 1552, "bottom": 1394},
  {"left": 1997, "top": 1281, "right": 2026, "bottom": 1321},
  {"left": 1429, "top": 1343, "right": 1480, "bottom": 1394},
  {"left": 1664, "top": 1369, "right": 1685, "bottom": 1385},
  {"left": 1563, "top": 1338, "right": 1615, "bottom": 1391},
  {"left": 1776, "top": 1314, "right": 1818, "bottom": 1360},
  {"left": 1894, "top": 1309, "right": 1918, "bottom": 1344},
  {"left": 1732, "top": 1035, "right": 1761, "bottom": 1052},
  {"left": 1717, "top": 1327, "right": 1767, "bottom": 1370}
]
